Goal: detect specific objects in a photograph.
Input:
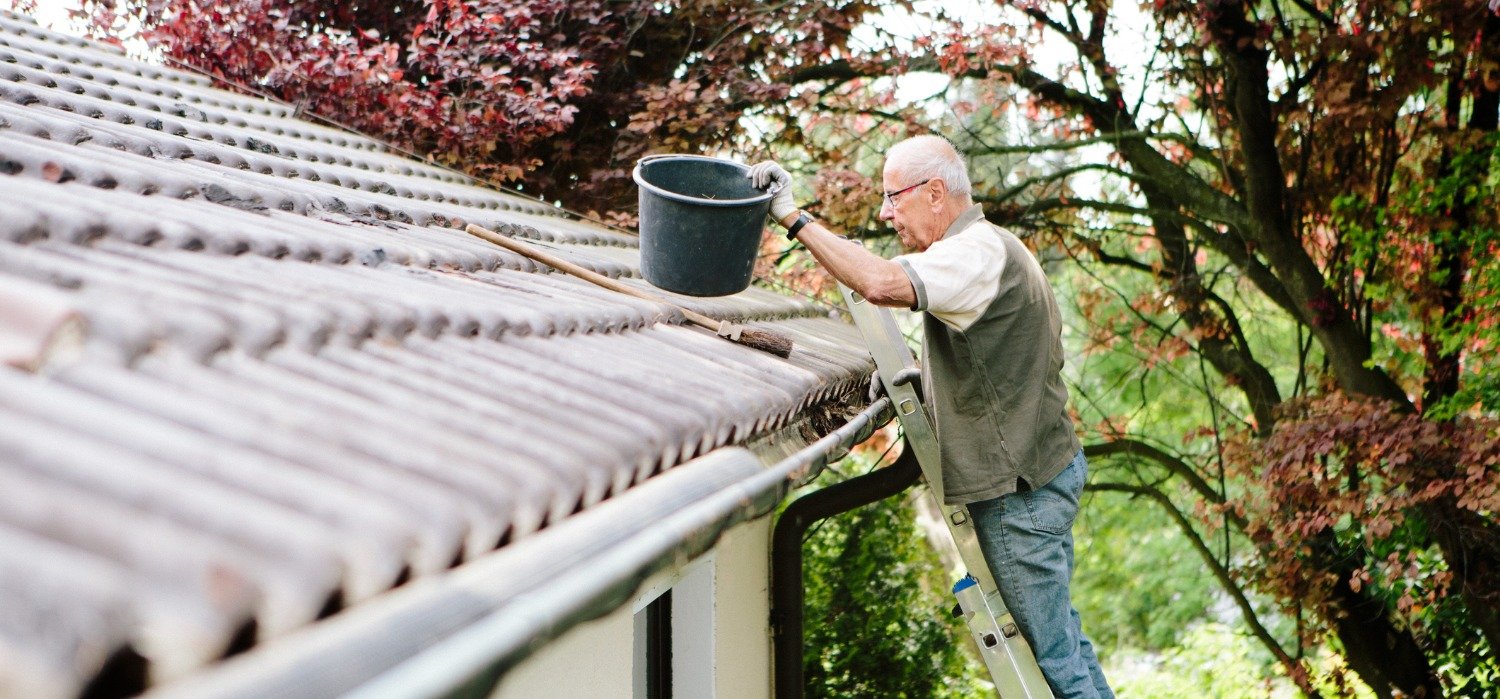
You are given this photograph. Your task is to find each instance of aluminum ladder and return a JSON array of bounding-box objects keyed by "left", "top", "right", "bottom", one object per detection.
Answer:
[{"left": 839, "top": 284, "right": 1054, "bottom": 699}]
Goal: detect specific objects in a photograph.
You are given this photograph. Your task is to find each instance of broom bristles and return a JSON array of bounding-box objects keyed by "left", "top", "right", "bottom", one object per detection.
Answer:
[{"left": 735, "top": 327, "right": 794, "bottom": 358}]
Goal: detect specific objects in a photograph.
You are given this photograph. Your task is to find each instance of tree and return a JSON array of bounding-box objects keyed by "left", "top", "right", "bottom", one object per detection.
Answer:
[
  {"left": 902, "top": 2, "right": 1500, "bottom": 696},
  {"left": 747, "top": 0, "right": 1500, "bottom": 688},
  {"left": 76, "top": 0, "right": 890, "bottom": 215}
]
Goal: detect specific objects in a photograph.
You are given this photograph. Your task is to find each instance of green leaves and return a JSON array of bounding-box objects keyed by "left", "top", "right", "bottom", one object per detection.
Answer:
[{"left": 798, "top": 466, "right": 986, "bottom": 699}]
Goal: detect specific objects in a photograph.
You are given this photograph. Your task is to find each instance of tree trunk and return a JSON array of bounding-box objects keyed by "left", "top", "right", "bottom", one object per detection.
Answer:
[
  {"left": 1311, "top": 533, "right": 1445, "bottom": 698},
  {"left": 1205, "top": 0, "right": 1412, "bottom": 407},
  {"left": 1324, "top": 574, "right": 1446, "bottom": 698},
  {"left": 1423, "top": 499, "right": 1500, "bottom": 658},
  {"left": 1420, "top": 8, "right": 1500, "bottom": 658}
]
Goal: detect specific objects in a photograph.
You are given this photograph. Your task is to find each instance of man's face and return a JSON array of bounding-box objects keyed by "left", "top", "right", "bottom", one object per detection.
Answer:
[{"left": 879, "top": 166, "right": 940, "bottom": 252}]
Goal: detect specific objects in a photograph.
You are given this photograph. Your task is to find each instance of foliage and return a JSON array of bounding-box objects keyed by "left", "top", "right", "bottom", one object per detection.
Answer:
[
  {"left": 81, "top": 0, "right": 599, "bottom": 181},
  {"left": 1110, "top": 622, "right": 1369, "bottom": 699},
  {"left": 797, "top": 462, "right": 987, "bottom": 699},
  {"left": 1232, "top": 392, "right": 1500, "bottom": 694},
  {"left": 1240, "top": 394, "right": 1500, "bottom": 603},
  {"left": 1070, "top": 482, "right": 1219, "bottom": 655},
  {"left": 1112, "top": 623, "right": 1290, "bottom": 699},
  {"left": 74, "top": 0, "right": 891, "bottom": 213}
]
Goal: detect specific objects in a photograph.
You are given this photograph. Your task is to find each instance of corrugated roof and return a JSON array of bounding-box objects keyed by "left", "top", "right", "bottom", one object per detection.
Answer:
[{"left": 0, "top": 10, "right": 873, "bottom": 697}]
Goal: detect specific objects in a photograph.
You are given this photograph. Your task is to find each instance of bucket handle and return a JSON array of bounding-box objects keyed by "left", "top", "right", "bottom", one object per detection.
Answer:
[
  {"left": 636, "top": 154, "right": 781, "bottom": 194},
  {"left": 633, "top": 155, "right": 780, "bottom": 202},
  {"left": 637, "top": 153, "right": 680, "bottom": 164},
  {"left": 636, "top": 153, "right": 744, "bottom": 165}
]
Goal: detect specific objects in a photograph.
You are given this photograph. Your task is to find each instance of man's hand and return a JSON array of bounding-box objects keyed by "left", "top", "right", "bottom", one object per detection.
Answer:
[
  {"left": 866, "top": 369, "right": 884, "bottom": 404},
  {"left": 748, "top": 161, "right": 798, "bottom": 223},
  {"left": 866, "top": 366, "right": 924, "bottom": 404}
]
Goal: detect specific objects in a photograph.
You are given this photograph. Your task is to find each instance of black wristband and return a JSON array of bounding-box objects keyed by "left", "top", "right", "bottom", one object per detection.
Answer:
[{"left": 786, "top": 211, "right": 813, "bottom": 240}]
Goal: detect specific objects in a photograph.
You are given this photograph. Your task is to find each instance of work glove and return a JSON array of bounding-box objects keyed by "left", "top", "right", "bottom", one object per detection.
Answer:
[
  {"left": 747, "top": 161, "right": 798, "bottom": 223},
  {"left": 866, "top": 367, "right": 924, "bottom": 404}
]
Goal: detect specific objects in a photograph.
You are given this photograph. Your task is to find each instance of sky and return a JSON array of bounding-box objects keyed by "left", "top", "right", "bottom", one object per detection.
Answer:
[{"left": 20, "top": 0, "right": 82, "bottom": 35}]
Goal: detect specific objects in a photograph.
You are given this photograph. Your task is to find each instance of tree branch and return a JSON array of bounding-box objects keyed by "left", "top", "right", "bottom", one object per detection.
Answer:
[
  {"left": 1089, "top": 482, "right": 1310, "bottom": 693},
  {"left": 1283, "top": 0, "right": 1335, "bottom": 28},
  {"left": 968, "top": 131, "right": 1145, "bottom": 154},
  {"left": 1204, "top": 0, "right": 1409, "bottom": 405},
  {"left": 992, "top": 196, "right": 1191, "bottom": 229},
  {"left": 1085, "top": 439, "right": 1240, "bottom": 526},
  {"left": 991, "top": 163, "right": 1133, "bottom": 204},
  {"left": 1007, "top": 68, "right": 1251, "bottom": 228},
  {"left": 1023, "top": 4, "right": 1127, "bottom": 112}
]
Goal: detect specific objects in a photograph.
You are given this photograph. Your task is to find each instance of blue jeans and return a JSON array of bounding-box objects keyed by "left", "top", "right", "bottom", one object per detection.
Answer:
[{"left": 967, "top": 450, "right": 1113, "bottom": 699}]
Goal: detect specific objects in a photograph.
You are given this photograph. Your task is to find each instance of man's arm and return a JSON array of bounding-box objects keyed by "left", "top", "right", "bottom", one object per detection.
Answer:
[
  {"left": 748, "top": 160, "right": 916, "bottom": 308},
  {"left": 776, "top": 211, "right": 916, "bottom": 308}
]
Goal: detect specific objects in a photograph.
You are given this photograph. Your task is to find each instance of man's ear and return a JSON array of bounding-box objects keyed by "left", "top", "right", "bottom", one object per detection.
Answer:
[{"left": 925, "top": 178, "right": 948, "bottom": 210}]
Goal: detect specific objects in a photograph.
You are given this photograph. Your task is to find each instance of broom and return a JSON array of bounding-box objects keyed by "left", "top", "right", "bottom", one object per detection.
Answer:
[{"left": 464, "top": 224, "right": 795, "bottom": 358}]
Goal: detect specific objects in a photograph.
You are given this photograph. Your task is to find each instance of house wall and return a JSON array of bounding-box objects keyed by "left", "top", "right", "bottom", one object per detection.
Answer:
[
  {"left": 492, "top": 515, "right": 773, "bottom": 698},
  {"left": 490, "top": 599, "right": 636, "bottom": 697},
  {"left": 712, "top": 515, "right": 772, "bottom": 699}
]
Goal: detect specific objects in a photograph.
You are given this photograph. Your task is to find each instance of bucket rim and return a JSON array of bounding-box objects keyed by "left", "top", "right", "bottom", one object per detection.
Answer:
[{"left": 632, "top": 154, "right": 775, "bottom": 208}]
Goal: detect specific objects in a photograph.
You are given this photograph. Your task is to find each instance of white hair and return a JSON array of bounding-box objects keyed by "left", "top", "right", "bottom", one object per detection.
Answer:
[{"left": 886, "top": 135, "right": 972, "bottom": 198}]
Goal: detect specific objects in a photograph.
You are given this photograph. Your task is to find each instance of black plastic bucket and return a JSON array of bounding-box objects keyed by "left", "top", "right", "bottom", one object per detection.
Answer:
[{"left": 633, "top": 155, "right": 772, "bottom": 297}]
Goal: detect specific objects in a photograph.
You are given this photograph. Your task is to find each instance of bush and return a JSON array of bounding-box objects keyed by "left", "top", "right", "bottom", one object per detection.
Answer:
[{"left": 798, "top": 464, "right": 988, "bottom": 699}]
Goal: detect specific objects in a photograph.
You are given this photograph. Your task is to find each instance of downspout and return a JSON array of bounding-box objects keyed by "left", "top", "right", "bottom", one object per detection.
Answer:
[{"left": 770, "top": 441, "right": 921, "bottom": 699}]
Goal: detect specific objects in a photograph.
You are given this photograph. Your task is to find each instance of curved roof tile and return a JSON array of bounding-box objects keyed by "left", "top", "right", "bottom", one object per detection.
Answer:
[{"left": 0, "top": 9, "right": 873, "bottom": 697}]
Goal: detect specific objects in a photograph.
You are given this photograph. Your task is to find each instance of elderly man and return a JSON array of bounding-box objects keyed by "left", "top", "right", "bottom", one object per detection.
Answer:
[{"left": 750, "top": 135, "right": 1113, "bottom": 698}]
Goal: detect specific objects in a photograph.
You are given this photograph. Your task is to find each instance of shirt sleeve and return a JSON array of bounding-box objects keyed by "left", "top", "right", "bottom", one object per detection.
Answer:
[{"left": 893, "top": 226, "right": 1007, "bottom": 332}]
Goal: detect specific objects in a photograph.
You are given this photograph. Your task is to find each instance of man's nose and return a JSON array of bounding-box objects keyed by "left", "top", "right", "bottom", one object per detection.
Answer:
[{"left": 879, "top": 201, "right": 894, "bottom": 221}]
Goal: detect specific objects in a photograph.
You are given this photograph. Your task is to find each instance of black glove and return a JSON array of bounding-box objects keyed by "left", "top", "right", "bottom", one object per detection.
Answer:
[{"left": 867, "top": 367, "right": 924, "bottom": 403}]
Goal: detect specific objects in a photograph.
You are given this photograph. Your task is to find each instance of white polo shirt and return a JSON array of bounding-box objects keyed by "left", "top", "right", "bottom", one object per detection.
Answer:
[{"left": 892, "top": 208, "right": 1008, "bottom": 332}]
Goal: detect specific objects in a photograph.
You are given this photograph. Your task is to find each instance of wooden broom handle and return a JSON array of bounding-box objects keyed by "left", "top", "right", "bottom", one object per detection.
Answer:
[{"left": 464, "top": 224, "right": 723, "bottom": 330}]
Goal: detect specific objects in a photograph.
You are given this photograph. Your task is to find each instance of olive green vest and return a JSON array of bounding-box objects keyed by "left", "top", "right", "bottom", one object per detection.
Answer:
[{"left": 915, "top": 208, "right": 1080, "bottom": 505}]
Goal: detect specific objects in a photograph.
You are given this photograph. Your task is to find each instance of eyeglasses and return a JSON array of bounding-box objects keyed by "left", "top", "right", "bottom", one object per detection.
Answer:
[{"left": 882, "top": 178, "right": 931, "bottom": 206}]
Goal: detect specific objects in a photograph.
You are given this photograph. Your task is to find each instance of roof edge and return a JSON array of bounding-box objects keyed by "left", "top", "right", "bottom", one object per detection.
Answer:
[{"left": 151, "top": 398, "right": 894, "bottom": 699}]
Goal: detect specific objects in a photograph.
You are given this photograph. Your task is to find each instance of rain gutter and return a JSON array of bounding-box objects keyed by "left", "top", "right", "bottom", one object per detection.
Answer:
[{"left": 154, "top": 398, "right": 894, "bottom": 699}]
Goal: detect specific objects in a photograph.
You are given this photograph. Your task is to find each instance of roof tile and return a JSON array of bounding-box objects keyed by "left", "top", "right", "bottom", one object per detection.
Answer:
[{"left": 0, "top": 10, "right": 876, "bottom": 695}]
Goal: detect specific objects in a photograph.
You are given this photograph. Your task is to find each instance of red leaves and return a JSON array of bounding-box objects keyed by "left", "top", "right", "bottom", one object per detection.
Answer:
[
  {"left": 74, "top": 0, "right": 897, "bottom": 211},
  {"left": 1226, "top": 391, "right": 1500, "bottom": 624},
  {"left": 79, "top": 0, "right": 626, "bottom": 186},
  {"left": 934, "top": 22, "right": 1028, "bottom": 78},
  {"left": 811, "top": 168, "right": 878, "bottom": 232}
]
